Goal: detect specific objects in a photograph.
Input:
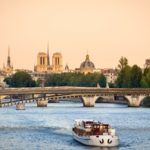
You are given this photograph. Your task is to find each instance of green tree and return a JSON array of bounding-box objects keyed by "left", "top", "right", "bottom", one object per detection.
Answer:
[
  {"left": 45, "top": 72, "right": 106, "bottom": 87},
  {"left": 141, "top": 68, "right": 150, "bottom": 88},
  {"left": 4, "top": 71, "right": 36, "bottom": 87},
  {"left": 130, "top": 65, "right": 142, "bottom": 88},
  {"left": 116, "top": 65, "right": 131, "bottom": 88},
  {"left": 118, "top": 57, "right": 128, "bottom": 70},
  {"left": 98, "top": 74, "right": 106, "bottom": 88},
  {"left": 116, "top": 57, "right": 130, "bottom": 88},
  {"left": 108, "top": 82, "right": 115, "bottom": 88}
]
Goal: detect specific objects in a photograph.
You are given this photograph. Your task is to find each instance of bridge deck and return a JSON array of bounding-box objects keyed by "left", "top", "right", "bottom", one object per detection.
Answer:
[
  {"left": 0, "top": 87, "right": 150, "bottom": 107},
  {"left": 0, "top": 87, "right": 150, "bottom": 95}
]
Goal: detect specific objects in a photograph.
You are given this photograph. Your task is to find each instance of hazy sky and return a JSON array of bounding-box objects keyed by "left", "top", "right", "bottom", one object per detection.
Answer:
[{"left": 0, "top": 0, "right": 150, "bottom": 70}]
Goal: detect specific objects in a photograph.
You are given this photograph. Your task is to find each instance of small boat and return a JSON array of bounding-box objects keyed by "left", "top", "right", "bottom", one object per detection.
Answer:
[{"left": 72, "top": 119, "right": 119, "bottom": 147}]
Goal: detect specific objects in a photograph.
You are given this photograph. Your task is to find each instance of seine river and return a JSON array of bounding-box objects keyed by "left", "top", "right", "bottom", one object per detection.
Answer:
[{"left": 0, "top": 102, "right": 150, "bottom": 150}]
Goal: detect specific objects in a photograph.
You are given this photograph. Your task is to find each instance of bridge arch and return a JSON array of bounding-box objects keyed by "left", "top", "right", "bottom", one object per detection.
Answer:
[
  {"left": 140, "top": 96, "right": 150, "bottom": 107},
  {"left": 95, "top": 96, "right": 105, "bottom": 103},
  {"left": 124, "top": 95, "right": 146, "bottom": 107}
]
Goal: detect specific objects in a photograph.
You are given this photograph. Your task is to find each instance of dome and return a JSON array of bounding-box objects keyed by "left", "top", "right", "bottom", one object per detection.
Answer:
[{"left": 80, "top": 54, "right": 95, "bottom": 69}]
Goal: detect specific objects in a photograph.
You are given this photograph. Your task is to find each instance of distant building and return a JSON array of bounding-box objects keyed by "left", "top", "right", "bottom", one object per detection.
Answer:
[
  {"left": 101, "top": 68, "right": 117, "bottom": 84},
  {"left": 34, "top": 43, "right": 51, "bottom": 72},
  {"left": 52, "top": 52, "right": 63, "bottom": 73},
  {"left": 34, "top": 52, "right": 51, "bottom": 73},
  {"left": 3, "top": 46, "right": 13, "bottom": 76},
  {"left": 63, "top": 64, "right": 71, "bottom": 73},
  {"left": 93, "top": 68, "right": 101, "bottom": 73},
  {"left": 34, "top": 43, "right": 63, "bottom": 73},
  {"left": 144, "top": 59, "right": 150, "bottom": 68},
  {"left": 31, "top": 72, "right": 46, "bottom": 81},
  {"left": 74, "top": 68, "right": 81, "bottom": 73},
  {"left": 80, "top": 54, "right": 95, "bottom": 74},
  {"left": 0, "top": 70, "right": 8, "bottom": 88}
]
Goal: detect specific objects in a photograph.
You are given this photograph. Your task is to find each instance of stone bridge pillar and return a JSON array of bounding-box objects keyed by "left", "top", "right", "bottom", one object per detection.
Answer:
[
  {"left": 82, "top": 96, "right": 98, "bottom": 107},
  {"left": 37, "top": 98, "right": 48, "bottom": 107},
  {"left": 16, "top": 103, "right": 25, "bottom": 110},
  {"left": 0, "top": 100, "right": 2, "bottom": 108},
  {"left": 125, "top": 95, "right": 145, "bottom": 107}
]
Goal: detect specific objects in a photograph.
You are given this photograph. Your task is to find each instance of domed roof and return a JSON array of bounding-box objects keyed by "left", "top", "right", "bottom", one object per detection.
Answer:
[{"left": 80, "top": 54, "right": 95, "bottom": 69}]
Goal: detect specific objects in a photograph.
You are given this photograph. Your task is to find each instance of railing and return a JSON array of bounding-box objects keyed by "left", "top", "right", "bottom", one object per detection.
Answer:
[
  {"left": 0, "top": 87, "right": 150, "bottom": 95},
  {"left": 0, "top": 87, "right": 150, "bottom": 107}
]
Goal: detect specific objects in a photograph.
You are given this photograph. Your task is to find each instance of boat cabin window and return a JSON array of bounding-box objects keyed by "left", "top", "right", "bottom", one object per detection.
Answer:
[{"left": 83, "top": 121, "right": 93, "bottom": 128}]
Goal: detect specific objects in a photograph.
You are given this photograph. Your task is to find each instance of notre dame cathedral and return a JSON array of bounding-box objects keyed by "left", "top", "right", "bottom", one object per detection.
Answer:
[{"left": 34, "top": 44, "right": 63, "bottom": 73}]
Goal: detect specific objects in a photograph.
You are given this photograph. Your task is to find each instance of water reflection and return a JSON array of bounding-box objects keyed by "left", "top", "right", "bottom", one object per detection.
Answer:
[{"left": 80, "top": 146, "right": 119, "bottom": 150}]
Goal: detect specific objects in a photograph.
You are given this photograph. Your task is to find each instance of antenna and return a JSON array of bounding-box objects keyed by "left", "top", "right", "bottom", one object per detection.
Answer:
[
  {"left": 86, "top": 49, "right": 89, "bottom": 55},
  {"left": 8, "top": 45, "right": 10, "bottom": 57}
]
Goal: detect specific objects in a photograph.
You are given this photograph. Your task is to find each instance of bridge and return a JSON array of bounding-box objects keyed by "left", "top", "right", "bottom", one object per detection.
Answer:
[{"left": 0, "top": 87, "right": 150, "bottom": 108}]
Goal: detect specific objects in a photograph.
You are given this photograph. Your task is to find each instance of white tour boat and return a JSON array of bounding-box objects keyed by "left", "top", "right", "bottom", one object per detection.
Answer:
[{"left": 72, "top": 119, "right": 119, "bottom": 147}]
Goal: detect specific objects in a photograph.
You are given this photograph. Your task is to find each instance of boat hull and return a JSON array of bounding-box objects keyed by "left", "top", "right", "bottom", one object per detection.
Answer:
[{"left": 73, "top": 132, "right": 119, "bottom": 147}]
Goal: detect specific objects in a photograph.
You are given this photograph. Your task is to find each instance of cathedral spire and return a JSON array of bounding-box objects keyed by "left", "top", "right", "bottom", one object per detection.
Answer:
[
  {"left": 8, "top": 46, "right": 10, "bottom": 57},
  {"left": 47, "top": 42, "right": 50, "bottom": 66},
  {"left": 7, "top": 46, "right": 11, "bottom": 67}
]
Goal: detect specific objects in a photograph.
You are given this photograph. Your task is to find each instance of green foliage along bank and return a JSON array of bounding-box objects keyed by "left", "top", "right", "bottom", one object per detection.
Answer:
[
  {"left": 45, "top": 73, "right": 106, "bottom": 87},
  {"left": 4, "top": 71, "right": 37, "bottom": 87},
  {"left": 115, "top": 57, "right": 150, "bottom": 88}
]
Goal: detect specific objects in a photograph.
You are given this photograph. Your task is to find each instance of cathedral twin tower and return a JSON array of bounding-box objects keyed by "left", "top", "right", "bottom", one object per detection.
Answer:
[{"left": 34, "top": 44, "right": 63, "bottom": 73}]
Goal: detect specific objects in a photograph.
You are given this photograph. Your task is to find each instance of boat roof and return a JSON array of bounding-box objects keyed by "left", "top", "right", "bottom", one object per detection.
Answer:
[
  {"left": 74, "top": 119, "right": 109, "bottom": 126},
  {"left": 74, "top": 119, "right": 94, "bottom": 122}
]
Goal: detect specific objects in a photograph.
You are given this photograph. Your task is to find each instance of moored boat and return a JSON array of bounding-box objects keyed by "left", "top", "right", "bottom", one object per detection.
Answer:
[{"left": 72, "top": 119, "right": 119, "bottom": 147}]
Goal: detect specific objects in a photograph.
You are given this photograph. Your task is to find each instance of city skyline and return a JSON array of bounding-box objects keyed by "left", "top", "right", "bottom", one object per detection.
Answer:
[
  {"left": 1, "top": 0, "right": 150, "bottom": 70},
  {"left": 0, "top": 45, "right": 149, "bottom": 70}
]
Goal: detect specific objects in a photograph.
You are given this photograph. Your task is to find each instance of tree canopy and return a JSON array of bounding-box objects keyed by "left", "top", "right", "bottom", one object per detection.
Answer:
[
  {"left": 115, "top": 57, "right": 150, "bottom": 88},
  {"left": 118, "top": 56, "right": 128, "bottom": 70},
  {"left": 130, "top": 65, "right": 142, "bottom": 88},
  {"left": 45, "top": 72, "right": 106, "bottom": 87},
  {"left": 141, "top": 68, "right": 150, "bottom": 88},
  {"left": 4, "top": 71, "right": 36, "bottom": 87}
]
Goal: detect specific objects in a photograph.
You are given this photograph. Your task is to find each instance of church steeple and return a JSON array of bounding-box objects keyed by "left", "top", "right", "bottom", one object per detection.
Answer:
[
  {"left": 47, "top": 42, "right": 50, "bottom": 66},
  {"left": 7, "top": 46, "right": 11, "bottom": 67},
  {"left": 3, "top": 46, "right": 13, "bottom": 75}
]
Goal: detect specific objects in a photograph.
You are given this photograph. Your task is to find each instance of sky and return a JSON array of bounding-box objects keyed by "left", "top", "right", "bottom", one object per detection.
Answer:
[{"left": 0, "top": 0, "right": 150, "bottom": 70}]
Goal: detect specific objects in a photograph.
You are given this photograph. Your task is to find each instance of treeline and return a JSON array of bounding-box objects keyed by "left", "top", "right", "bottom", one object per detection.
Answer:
[
  {"left": 45, "top": 73, "right": 106, "bottom": 87},
  {"left": 4, "top": 71, "right": 37, "bottom": 87},
  {"left": 115, "top": 57, "right": 150, "bottom": 88},
  {"left": 4, "top": 72, "right": 107, "bottom": 88},
  {"left": 4, "top": 57, "right": 150, "bottom": 88}
]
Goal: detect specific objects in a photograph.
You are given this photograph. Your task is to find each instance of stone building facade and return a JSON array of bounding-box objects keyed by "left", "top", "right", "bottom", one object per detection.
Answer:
[
  {"left": 34, "top": 45, "right": 63, "bottom": 73},
  {"left": 52, "top": 52, "right": 63, "bottom": 73},
  {"left": 34, "top": 52, "right": 51, "bottom": 73}
]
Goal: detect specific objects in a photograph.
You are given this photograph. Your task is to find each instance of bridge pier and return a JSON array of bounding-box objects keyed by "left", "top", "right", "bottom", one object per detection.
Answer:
[
  {"left": 16, "top": 102, "right": 25, "bottom": 110},
  {"left": 82, "top": 96, "right": 98, "bottom": 107},
  {"left": 37, "top": 98, "right": 48, "bottom": 107},
  {"left": 125, "top": 95, "right": 145, "bottom": 107}
]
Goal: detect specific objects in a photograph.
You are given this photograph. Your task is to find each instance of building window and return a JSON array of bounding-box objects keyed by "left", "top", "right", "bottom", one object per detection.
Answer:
[
  {"left": 58, "top": 57, "right": 59, "bottom": 65},
  {"left": 43, "top": 57, "right": 45, "bottom": 65},
  {"left": 40, "top": 57, "right": 42, "bottom": 65}
]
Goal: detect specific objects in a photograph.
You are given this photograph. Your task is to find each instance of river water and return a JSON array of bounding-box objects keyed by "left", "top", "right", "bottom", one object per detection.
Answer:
[{"left": 0, "top": 102, "right": 150, "bottom": 150}]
